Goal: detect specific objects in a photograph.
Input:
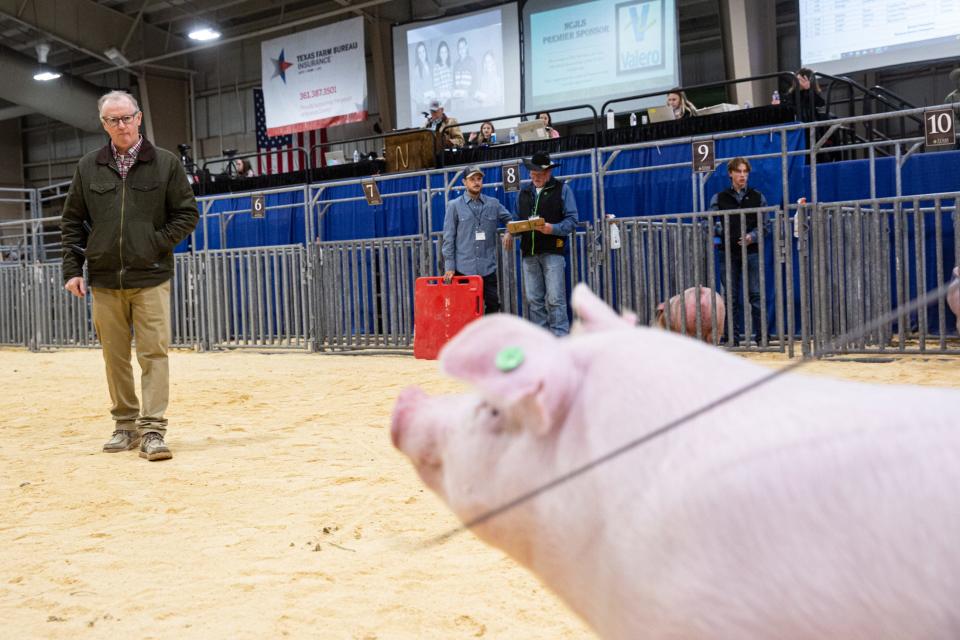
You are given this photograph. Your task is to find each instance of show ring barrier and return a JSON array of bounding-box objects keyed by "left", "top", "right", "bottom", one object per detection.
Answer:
[{"left": 1, "top": 105, "right": 958, "bottom": 356}]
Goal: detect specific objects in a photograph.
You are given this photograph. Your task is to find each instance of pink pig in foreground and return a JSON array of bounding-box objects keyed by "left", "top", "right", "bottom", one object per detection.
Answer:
[
  {"left": 655, "top": 286, "right": 725, "bottom": 342},
  {"left": 391, "top": 284, "right": 960, "bottom": 639}
]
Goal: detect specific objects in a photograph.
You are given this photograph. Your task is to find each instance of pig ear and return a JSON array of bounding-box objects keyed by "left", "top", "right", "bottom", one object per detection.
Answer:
[
  {"left": 571, "top": 283, "right": 635, "bottom": 333},
  {"left": 439, "top": 315, "right": 580, "bottom": 436}
]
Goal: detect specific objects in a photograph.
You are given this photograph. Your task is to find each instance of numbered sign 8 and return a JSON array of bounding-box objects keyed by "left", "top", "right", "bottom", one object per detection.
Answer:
[
  {"left": 251, "top": 194, "right": 265, "bottom": 219},
  {"left": 691, "top": 140, "right": 715, "bottom": 173},
  {"left": 503, "top": 163, "right": 521, "bottom": 192}
]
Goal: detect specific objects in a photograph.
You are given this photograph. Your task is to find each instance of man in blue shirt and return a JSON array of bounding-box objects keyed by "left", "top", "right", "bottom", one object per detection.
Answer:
[
  {"left": 442, "top": 165, "right": 514, "bottom": 313},
  {"left": 507, "top": 151, "right": 579, "bottom": 336}
]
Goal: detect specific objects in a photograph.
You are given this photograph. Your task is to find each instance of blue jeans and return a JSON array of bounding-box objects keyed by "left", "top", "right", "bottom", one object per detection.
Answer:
[
  {"left": 719, "top": 251, "right": 761, "bottom": 343},
  {"left": 521, "top": 253, "right": 569, "bottom": 336}
]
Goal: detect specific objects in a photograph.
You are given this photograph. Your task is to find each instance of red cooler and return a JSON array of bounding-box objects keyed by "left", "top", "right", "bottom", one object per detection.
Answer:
[{"left": 414, "top": 276, "right": 484, "bottom": 360}]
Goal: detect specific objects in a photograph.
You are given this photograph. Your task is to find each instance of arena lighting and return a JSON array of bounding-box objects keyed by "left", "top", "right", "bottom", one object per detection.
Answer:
[
  {"left": 188, "top": 27, "right": 221, "bottom": 42},
  {"left": 33, "top": 43, "right": 61, "bottom": 81}
]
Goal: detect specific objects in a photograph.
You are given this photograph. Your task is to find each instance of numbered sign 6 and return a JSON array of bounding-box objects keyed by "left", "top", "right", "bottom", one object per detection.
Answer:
[
  {"left": 692, "top": 140, "right": 715, "bottom": 173},
  {"left": 503, "top": 163, "right": 521, "bottom": 192},
  {"left": 362, "top": 179, "right": 383, "bottom": 205},
  {"left": 251, "top": 194, "right": 265, "bottom": 219},
  {"left": 924, "top": 108, "right": 956, "bottom": 148}
]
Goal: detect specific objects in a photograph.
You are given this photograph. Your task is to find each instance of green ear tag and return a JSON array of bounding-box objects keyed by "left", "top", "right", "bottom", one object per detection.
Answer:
[{"left": 495, "top": 346, "right": 524, "bottom": 372}]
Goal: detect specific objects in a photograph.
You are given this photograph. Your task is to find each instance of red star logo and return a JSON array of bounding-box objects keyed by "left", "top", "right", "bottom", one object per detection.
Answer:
[{"left": 271, "top": 49, "right": 294, "bottom": 83}]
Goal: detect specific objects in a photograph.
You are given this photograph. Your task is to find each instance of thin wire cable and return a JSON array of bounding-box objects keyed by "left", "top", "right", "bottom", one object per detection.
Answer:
[{"left": 427, "top": 279, "right": 958, "bottom": 546}]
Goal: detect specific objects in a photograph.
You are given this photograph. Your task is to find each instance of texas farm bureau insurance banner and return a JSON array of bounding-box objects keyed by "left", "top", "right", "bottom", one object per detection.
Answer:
[{"left": 260, "top": 17, "right": 367, "bottom": 135}]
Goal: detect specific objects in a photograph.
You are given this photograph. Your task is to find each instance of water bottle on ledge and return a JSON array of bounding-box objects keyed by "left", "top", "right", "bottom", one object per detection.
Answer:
[
  {"left": 353, "top": 149, "right": 360, "bottom": 163},
  {"left": 629, "top": 112, "right": 638, "bottom": 127},
  {"left": 509, "top": 127, "right": 518, "bottom": 144},
  {"left": 772, "top": 90, "right": 781, "bottom": 105}
]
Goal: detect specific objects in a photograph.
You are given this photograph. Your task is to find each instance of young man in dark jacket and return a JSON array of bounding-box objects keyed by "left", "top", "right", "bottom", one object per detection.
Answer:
[
  {"left": 61, "top": 90, "right": 199, "bottom": 461},
  {"left": 710, "top": 156, "right": 768, "bottom": 347},
  {"left": 505, "top": 152, "right": 578, "bottom": 336}
]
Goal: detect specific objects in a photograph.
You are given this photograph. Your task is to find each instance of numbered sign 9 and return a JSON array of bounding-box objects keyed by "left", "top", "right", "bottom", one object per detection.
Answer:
[
  {"left": 251, "top": 194, "right": 265, "bottom": 219},
  {"left": 924, "top": 108, "right": 956, "bottom": 148},
  {"left": 503, "top": 163, "right": 521, "bottom": 192},
  {"left": 362, "top": 179, "right": 382, "bottom": 206},
  {"left": 691, "top": 140, "right": 715, "bottom": 173}
]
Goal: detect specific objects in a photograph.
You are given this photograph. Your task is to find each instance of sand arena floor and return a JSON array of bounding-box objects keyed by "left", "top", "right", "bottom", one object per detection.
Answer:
[{"left": 2, "top": 346, "right": 960, "bottom": 639}]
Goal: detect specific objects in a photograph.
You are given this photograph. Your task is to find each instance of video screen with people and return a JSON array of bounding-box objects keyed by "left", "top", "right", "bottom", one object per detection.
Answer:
[{"left": 393, "top": 5, "right": 521, "bottom": 129}]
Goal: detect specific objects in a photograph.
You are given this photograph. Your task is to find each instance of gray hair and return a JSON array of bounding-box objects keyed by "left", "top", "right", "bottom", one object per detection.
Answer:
[{"left": 97, "top": 90, "right": 139, "bottom": 116}]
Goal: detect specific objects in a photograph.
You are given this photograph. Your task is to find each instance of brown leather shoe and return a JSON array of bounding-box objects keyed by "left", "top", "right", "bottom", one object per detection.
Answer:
[
  {"left": 139, "top": 432, "right": 172, "bottom": 461},
  {"left": 103, "top": 429, "right": 140, "bottom": 453}
]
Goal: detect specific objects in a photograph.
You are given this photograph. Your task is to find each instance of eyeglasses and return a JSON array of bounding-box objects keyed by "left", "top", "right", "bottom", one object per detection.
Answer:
[{"left": 101, "top": 111, "right": 140, "bottom": 128}]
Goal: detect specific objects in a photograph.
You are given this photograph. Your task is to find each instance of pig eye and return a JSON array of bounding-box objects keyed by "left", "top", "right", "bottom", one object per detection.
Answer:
[{"left": 475, "top": 401, "right": 501, "bottom": 423}]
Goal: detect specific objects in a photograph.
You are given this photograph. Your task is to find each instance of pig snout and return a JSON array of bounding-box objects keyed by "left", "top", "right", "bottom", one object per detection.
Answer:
[
  {"left": 390, "top": 386, "right": 446, "bottom": 494},
  {"left": 391, "top": 386, "right": 428, "bottom": 449}
]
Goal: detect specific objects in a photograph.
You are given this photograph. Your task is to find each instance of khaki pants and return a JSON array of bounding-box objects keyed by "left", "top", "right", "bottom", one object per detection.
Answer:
[{"left": 91, "top": 281, "right": 171, "bottom": 436}]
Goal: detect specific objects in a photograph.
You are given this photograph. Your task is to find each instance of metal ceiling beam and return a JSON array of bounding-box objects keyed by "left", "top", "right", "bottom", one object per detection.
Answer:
[
  {"left": 0, "top": 46, "right": 102, "bottom": 131},
  {"left": 0, "top": 0, "right": 186, "bottom": 65},
  {"left": 122, "top": 0, "right": 394, "bottom": 69},
  {"left": 0, "top": 105, "right": 33, "bottom": 121}
]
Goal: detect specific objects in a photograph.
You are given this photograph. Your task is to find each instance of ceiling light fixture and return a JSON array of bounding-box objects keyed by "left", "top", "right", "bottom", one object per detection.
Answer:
[
  {"left": 104, "top": 47, "right": 132, "bottom": 67},
  {"left": 188, "top": 27, "right": 221, "bottom": 42},
  {"left": 33, "top": 43, "right": 61, "bottom": 81},
  {"left": 34, "top": 70, "right": 62, "bottom": 81}
]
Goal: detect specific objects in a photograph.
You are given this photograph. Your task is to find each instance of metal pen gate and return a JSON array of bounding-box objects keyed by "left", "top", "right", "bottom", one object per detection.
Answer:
[
  {"left": 204, "top": 245, "right": 310, "bottom": 350},
  {"left": 799, "top": 193, "right": 960, "bottom": 355}
]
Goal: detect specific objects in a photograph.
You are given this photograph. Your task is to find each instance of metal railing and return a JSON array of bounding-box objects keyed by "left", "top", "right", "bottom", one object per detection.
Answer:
[{"left": 2, "top": 104, "right": 958, "bottom": 358}]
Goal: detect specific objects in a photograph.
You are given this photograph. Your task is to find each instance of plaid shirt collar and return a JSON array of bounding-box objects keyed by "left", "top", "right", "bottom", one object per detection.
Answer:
[{"left": 111, "top": 136, "right": 143, "bottom": 180}]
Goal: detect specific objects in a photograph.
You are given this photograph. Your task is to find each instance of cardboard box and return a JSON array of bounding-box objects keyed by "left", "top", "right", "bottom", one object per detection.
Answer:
[{"left": 507, "top": 218, "right": 546, "bottom": 234}]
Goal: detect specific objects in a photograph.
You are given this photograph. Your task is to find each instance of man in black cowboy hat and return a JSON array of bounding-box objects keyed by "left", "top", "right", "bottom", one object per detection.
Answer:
[{"left": 505, "top": 151, "right": 579, "bottom": 336}]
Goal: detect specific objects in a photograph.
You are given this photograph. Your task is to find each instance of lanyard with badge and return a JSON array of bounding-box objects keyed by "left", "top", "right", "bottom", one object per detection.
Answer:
[{"left": 469, "top": 197, "right": 486, "bottom": 242}]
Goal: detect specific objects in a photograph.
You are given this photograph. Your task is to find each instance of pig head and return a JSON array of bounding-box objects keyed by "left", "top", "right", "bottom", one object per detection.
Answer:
[
  {"left": 391, "top": 283, "right": 960, "bottom": 639},
  {"left": 655, "top": 286, "right": 725, "bottom": 343}
]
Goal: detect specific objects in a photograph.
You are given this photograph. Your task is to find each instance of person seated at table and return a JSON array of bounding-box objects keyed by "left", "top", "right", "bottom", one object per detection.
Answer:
[
  {"left": 233, "top": 158, "right": 255, "bottom": 178},
  {"left": 783, "top": 68, "right": 825, "bottom": 122},
  {"left": 667, "top": 89, "right": 697, "bottom": 119},
  {"left": 467, "top": 121, "right": 496, "bottom": 145},
  {"left": 423, "top": 99, "right": 465, "bottom": 150},
  {"left": 537, "top": 112, "right": 561, "bottom": 138}
]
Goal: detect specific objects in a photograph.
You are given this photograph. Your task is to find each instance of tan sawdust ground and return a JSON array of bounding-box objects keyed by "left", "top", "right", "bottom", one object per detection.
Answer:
[{"left": 2, "top": 346, "right": 960, "bottom": 639}]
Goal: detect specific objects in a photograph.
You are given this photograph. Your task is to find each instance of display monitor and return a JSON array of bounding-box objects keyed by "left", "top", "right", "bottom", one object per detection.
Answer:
[
  {"left": 393, "top": 4, "right": 521, "bottom": 131},
  {"left": 800, "top": 0, "right": 960, "bottom": 75},
  {"left": 522, "top": 0, "right": 680, "bottom": 122}
]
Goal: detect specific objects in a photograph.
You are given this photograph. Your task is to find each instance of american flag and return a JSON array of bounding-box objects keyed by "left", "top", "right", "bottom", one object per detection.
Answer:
[{"left": 254, "top": 88, "right": 327, "bottom": 175}]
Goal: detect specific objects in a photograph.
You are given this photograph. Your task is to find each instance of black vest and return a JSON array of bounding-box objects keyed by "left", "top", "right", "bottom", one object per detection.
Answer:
[
  {"left": 517, "top": 178, "right": 568, "bottom": 256},
  {"left": 716, "top": 187, "right": 763, "bottom": 254}
]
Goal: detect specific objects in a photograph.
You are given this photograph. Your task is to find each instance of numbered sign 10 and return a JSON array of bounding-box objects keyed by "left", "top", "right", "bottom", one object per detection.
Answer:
[
  {"left": 251, "top": 194, "right": 265, "bottom": 219},
  {"left": 503, "top": 163, "right": 521, "bottom": 192},
  {"left": 691, "top": 140, "right": 715, "bottom": 173},
  {"left": 362, "top": 179, "right": 382, "bottom": 205},
  {"left": 924, "top": 108, "right": 956, "bottom": 148}
]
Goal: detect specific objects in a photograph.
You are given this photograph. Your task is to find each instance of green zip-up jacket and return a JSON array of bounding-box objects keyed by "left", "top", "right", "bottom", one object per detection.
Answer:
[{"left": 61, "top": 138, "right": 199, "bottom": 290}]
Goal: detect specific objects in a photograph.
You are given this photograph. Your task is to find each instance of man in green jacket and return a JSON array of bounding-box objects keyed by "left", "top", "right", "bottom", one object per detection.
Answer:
[{"left": 61, "top": 90, "right": 199, "bottom": 461}]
